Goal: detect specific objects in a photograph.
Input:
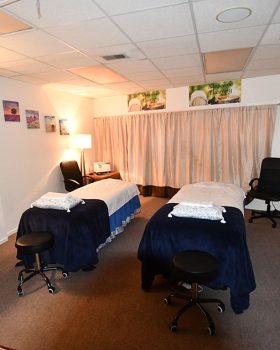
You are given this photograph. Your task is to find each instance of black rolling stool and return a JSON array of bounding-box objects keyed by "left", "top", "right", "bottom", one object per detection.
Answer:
[
  {"left": 15, "top": 231, "right": 68, "bottom": 296},
  {"left": 164, "top": 250, "right": 225, "bottom": 335}
]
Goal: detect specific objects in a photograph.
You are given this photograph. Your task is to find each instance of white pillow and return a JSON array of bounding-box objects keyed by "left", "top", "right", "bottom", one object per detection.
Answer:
[
  {"left": 31, "top": 192, "right": 85, "bottom": 212},
  {"left": 168, "top": 202, "right": 226, "bottom": 223}
]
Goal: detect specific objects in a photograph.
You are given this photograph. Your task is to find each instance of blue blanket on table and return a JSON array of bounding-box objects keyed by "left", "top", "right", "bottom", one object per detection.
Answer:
[
  {"left": 137, "top": 203, "right": 256, "bottom": 314},
  {"left": 16, "top": 199, "right": 110, "bottom": 272}
]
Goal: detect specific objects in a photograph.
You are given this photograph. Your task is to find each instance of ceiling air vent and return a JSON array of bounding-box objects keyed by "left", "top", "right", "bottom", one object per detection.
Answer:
[{"left": 101, "top": 54, "right": 128, "bottom": 61}]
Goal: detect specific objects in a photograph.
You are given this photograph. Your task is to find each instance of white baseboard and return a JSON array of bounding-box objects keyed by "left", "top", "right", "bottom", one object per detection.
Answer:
[
  {"left": 0, "top": 237, "right": 8, "bottom": 245},
  {"left": 0, "top": 228, "right": 16, "bottom": 245}
]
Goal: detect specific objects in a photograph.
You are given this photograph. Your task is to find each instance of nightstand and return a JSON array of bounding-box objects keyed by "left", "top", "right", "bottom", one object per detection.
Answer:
[{"left": 87, "top": 171, "right": 121, "bottom": 182}]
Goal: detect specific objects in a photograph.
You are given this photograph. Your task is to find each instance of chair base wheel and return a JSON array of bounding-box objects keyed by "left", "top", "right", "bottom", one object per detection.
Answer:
[
  {"left": 169, "top": 322, "right": 177, "bottom": 332},
  {"left": 208, "top": 325, "right": 216, "bottom": 336},
  {"left": 48, "top": 286, "right": 55, "bottom": 294}
]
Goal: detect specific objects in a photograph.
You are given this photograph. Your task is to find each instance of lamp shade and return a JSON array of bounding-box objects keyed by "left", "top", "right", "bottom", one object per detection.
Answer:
[{"left": 71, "top": 134, "right": 92, "bottom": 150}]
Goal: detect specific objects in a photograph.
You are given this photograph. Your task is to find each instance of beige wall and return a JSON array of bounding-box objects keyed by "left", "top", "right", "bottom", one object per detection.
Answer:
[{"left": 0, "top": 77, "right": 93, "bottom": 243}]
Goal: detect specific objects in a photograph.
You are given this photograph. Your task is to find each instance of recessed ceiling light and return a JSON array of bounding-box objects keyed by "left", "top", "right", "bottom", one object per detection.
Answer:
[{"left": 216, "top": 7, "right": 252, "bottom": 23}]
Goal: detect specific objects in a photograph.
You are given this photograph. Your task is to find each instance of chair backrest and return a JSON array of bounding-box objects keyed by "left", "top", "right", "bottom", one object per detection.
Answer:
[
  {"left": 258, "top": 157, "right": 280, "bottom": 194},
  {"left": 60, "top": 160, "right": 83, "bottom": 191}
]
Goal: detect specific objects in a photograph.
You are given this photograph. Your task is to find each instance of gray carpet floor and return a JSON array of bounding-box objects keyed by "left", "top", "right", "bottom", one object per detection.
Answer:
[{"left": 0, "top": 196, "right": 280, "bottom": 350}]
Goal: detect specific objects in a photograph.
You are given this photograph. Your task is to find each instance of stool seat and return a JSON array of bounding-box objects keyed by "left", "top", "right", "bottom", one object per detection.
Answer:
[
  {"left": 173, "top": 250, "right": 219, "bottom": 284},
  {"left": 15, "top": 231, "right": 68, "bottom": 296},
  {"left": 165, "top": 250, "right": 225, "bottom": 335},
  {"left": 16, "top": 231, "right": 54, "bottom": 255}
]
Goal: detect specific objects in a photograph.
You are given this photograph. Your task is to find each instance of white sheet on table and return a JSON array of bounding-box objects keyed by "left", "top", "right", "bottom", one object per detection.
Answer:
[
  {"left": 71, "top": 179, "right": 139, "bottom": 216},
  {"left": 168, "top": 182, "right": 245, "bottom": 215}
]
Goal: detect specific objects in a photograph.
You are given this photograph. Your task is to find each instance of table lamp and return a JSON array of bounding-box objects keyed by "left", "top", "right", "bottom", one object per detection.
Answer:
[{"left": 71, "top": 134, "right": 92, "bottom": 176}]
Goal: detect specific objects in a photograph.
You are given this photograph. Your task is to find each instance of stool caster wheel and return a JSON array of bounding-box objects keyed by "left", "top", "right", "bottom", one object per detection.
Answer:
[
  {"left": 217, "top": 303, "right": 225, "bottom": 313},
  {"left": 48, "top": 286, "right": 55, "bottom": 294},
  {"left": 164, "top": 296, "right": 171, "bottom": 305},
  {"left": 17, "top": 289, "right": 24, "bottom": 297},
  {"left": 208, "top": 324, "right": 216, "bottom": 336},
  {"left": 272, "top": 222, "right": 276, "bottom": 228},
  {"left": 248, "top": 218, "right": 253, "bottom": 223},
  {"left": 62, "top": 271, "right": 69, "bottom": 278},
  {"left": 169, "top": 321, "right": 177, "bottom": 332}
]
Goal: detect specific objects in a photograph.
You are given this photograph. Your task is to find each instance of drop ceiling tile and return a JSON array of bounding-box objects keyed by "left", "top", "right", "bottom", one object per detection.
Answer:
[
  {"left": 0, "top": 30, "right": 72, "bottom": 57},
  {"left": 205, "top": 71, "right": 242, "bottom": 82},
  {"left": 253, "top": 44, "right": 280, "bottom": 60},
  {"left": 106, "top": 59, "right": 158, "bottom": 74},
  {"left": 163, "top": 66, "right": 203, "bottom": 78},
  {"left": 94, "top": 0, "right": 188, "bottom": 16},
  {"left": 45, "top": 18, "right": 130, "bottom": 50},
  {"left": 0, "top": 67, "right": 20, "bottom": 77},
  {"left": 137, "top": 35, "right": 199, "bottom": 58},
  {"left": 170, "top": 75, "right": 204, "bottom": 85},
  {"left": 139, "top": 79, "right": 173, "bottom": 89},
  {"left": 12, "top": 75, "right": 46, "bottom": 84},
  {"left": 122, "top": 70, "right": 165, "bottom": 81},
  {"left": 243, "top": 69, "right": 280, "bottom": 78},
  {"left": 84, "top": 43, "right": 145, "bottom": 63},
  {"left": 104, "top": 81, "right": 143, "bottom": 91},
  {"left": 193, "top": 0, "right": 279, "bottom": 33},
  {"left": 36, "top": 51, "right": 99, "bottom": 69},
  {"left": 246, "top": 58, "right": 280, "bottom": 71},
  {"left": 152, "top": 54, "right": 201, "bottom": 70},
  {"left": 112, "top": 4, "right": 194, "bottom": 42},
  {"left": 260, "top": 23, "right": 280, "bottom": 45},
  {"left": 199, "top": 26, "right": 266, "bottom": 52},
  {"left": 272, "top": 4, "right": 280, "bottom": 23},
  {"left": 5, "top": 0, "right": 106, "bottom": 28},
  {"left": 30, "top": 70, "right": 79, "bottom": 82},
  {"left": 0, "top": 46, "right": 27, "bottom": 63},
  {"left": 0, "top": 58, "right": 56, "bottom": 74}
]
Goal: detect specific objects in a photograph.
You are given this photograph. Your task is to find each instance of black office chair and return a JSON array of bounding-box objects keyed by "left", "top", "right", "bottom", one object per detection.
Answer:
[
  {"left": 60, "top": 160, "right": 93, "bottom": 192},
  {"left": 164, "top": 250, "right": 225, "bottom": 336},
  {"left": 247, "top": 157, "right": 280, "bottom": 228}
]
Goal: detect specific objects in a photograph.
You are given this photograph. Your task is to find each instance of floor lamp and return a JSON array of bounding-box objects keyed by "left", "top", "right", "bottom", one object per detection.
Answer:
[{"left": 71, "top": 134, "right": 92, "bottom": 177}]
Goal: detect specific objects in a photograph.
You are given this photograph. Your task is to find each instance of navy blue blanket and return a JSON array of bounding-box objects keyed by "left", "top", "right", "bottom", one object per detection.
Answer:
[
  {"left": 137, "top": 203, "right": 256, "bottom": 314},
  {"left": 16, "top": 199, "right": 110, "bottom": 272}
]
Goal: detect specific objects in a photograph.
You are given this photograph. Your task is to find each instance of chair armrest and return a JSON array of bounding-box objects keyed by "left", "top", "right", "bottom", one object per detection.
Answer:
[
  {"left": 249, "top": 177, "right": 259, "bottom": 191},
  {"left": 82, "top": 175, "right": 94, "bottom": 185},
  {"left": 64, "top": 178, "right": 81, "bottom": 186}
]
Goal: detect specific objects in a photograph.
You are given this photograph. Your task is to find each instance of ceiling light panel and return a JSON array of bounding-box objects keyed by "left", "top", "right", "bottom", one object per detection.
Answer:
[
  {"left": 0, "top": 9, "right": 32, "bottom": 35},
  {"left": 69, "top": 66, "right": 127, "bottom": 84},
  {"left": 204, "top": 48, "right": 252, "bottom": 74}
]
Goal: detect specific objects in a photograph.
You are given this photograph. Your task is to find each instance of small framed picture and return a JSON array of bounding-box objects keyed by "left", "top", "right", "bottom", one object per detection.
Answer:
[
  {"left": 45, "top": 115, "right": 56, "bottom": 132},
  {"left": 59, "top": 119, "right": 70, "bottom": 135},
  {"left": 26, "top": 110, "right": 40, "bottom": 129},
  {"left": 3, "top": 100, "right": 20, "bottom": 122}
]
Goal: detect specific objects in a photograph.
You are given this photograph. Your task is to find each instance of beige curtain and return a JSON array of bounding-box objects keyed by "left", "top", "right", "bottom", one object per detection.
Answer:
[{"left": 93, "top": 105, "right": 276, "bottom": 192}]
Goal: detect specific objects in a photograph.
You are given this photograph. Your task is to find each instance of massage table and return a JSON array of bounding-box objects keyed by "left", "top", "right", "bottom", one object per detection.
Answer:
[
  {"left": 17, "top": 179, "right": 140, "bottom": 272},
  {"left": 137, "top": 182, "right": 256, "bottom": 314}
]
